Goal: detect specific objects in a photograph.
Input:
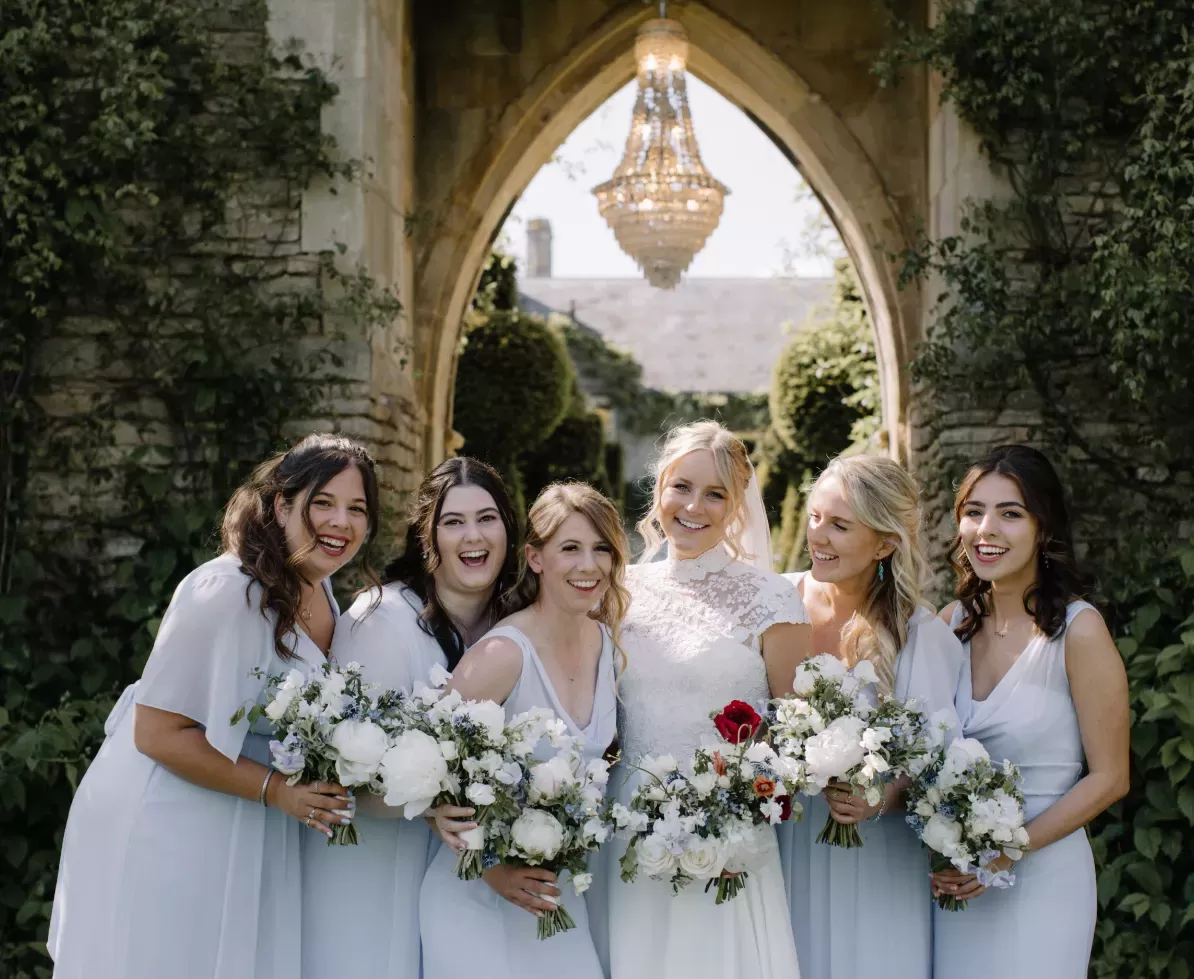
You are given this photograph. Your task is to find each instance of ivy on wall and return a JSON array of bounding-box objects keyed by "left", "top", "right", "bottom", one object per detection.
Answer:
[
  {"left": 0, "top": 0, "right": 400, "bottom": 973},
  {"left": 879, "top": 1, "right": 1194, "bottom": 972}
]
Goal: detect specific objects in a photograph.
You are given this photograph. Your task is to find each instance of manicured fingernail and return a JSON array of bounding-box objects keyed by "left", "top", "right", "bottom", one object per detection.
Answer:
[
  {"left": 347, "top": 801, "right": 356, "bottom": 809},
  {"left": 333, "top": 808, "right": 353, "bottom": 817},
  {"left": 340, "top": 817, "right": 351, "bottom": 825},
  {"left": 325, "top": 830, "right": 333, "bottom": 838}
]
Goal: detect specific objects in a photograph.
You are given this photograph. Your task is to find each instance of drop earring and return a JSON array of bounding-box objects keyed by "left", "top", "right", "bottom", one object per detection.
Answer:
[{"left": 877, "top": 560, "right": 885, "bottom": 583}]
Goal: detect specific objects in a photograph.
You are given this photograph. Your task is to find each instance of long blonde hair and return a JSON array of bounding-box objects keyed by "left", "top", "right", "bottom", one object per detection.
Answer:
[
  {"left": 636, "top": 421, "right": 754, "bottom": 562},
  {"left": 511, "top": 482, "right": 631, "bottom": 674},
  {"left": 815, "top": 454, "right": 932, "bottom": 691}
]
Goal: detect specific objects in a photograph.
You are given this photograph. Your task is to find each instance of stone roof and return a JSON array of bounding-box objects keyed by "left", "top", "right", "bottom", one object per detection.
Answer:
[{"left": 519, "top": 276, "right": 832, "bottom": 393}]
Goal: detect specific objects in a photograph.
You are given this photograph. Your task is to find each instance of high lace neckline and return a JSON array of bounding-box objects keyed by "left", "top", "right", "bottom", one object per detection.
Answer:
[{"left": 663, "top": 542, "right": 734, "bottom": 581}]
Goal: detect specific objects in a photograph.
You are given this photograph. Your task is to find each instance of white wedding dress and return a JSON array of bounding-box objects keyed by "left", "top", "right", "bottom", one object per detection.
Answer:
[{"left": 603, "top": 544, "right": 805, "bottom": 979}]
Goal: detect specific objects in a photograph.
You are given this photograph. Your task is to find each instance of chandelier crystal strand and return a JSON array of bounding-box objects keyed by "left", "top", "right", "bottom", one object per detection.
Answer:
[{"left": 592, "top": 16, "right": 729, "bottom": 289}]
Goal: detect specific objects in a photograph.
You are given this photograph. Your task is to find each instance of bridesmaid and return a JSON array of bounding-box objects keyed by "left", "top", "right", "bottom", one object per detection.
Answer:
[
  {"left": 777, "top": 453, "right": 965, "bottom": 979},
  {"left": 49, "top": 434, "right": 379, "bottom": 979},
  {"left": 419, "top": 483, "right": 629, "bottom": 979},
  {"left": 933, "top": 445, "right": 1129, "bottom": 977},
  {"left": 301, "top": 457, "right": 520, "bottom": 978}
]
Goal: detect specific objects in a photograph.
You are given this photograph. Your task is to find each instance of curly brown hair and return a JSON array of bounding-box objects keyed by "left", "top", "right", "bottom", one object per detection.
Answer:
[
  {"left": 222, "top": 433, "right": 380, "bottom": 659},
  {"left": 949, "top": 444, "right": 1087, "bottom": 644}
]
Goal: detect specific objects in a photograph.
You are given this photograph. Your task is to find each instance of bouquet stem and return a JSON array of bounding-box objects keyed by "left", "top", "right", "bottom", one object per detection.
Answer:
[
  {"left": 328, "top": 821, "right": 361, "bottom": 846},
  {"left": 930, "top": 853, "right": 968, "bottom": 911},
  {"left": 817, "top": 814, "right": 863, "bottom": 848},
  {"left": 705, "top": 871, "right": 748, "bottom": 904},
  {"left": 536, "top": 904, "right": 577, "bottom": 940},
  {"left": 453, "top": 847, "right": 486, "bottom": 880}
]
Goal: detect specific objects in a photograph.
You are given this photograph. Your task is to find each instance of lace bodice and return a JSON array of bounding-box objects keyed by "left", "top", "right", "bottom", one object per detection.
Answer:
[{"left": 618, "top": 545, "right": 808, "bottom": 763}]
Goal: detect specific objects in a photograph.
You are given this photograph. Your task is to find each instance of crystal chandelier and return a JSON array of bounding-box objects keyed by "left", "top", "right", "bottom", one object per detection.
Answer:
[{"left": 592, "top": 8, "right": 728, "bottom": 289}]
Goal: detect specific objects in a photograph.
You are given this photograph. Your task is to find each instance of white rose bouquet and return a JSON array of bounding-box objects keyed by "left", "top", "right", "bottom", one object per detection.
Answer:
[
  {"left": 617, "top": 700, "right": 804, "bottom": 904},
  {"left": 498, "top": 745, "right": 615, "bottom": 940},
  {"left": 905, "top": 736, "right": 1029, "bottom": 910},
  {"left": 769, "top": 654, "right": 934, "bottom": 848},
  {"left": 232, "top": 661, "right": 407, "bottom": 844},
  {"left": 385, "top": 667, "right": 549, "bottom": 881}
]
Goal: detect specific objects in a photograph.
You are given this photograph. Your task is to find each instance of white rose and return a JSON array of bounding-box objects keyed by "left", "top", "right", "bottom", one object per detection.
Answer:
[
  {"left": 572, "top": 872, "right": 593, "bottom": 895},
  {"left": 635, "top": 835, "right": 678, "bottom": 878},
  {"left": 851, "top": 659, "right": 879, "bottom": 686},
  {"left": 914, "top": 799, "right": 935, "bottom": 818},
  {"left": 264, "top": 695, "right": 292, "bottom": 722},
  {"left": 438, "top": 740, "right": 458, "bottom": 761},
  {"left": 678, "top": 837, "right": 726, "bottom": 879},
  {"left": 921, "top": 814, "right": 964, "bottom": 856},
  {"left": 530, "top": 753, "right": 577, "bottom": 802},
  {"left": 511, "top": 808, "right": 565, "bottom": 860},
  {"left": 465, "top": 781, "right": 496, "bottom": 806},
  {"left": 329, "top": 719, "right": 389, "bottom": 785},
  {"left": 804, "top": 716, "right": 867, "bottom": 780},
  {"left": 380, "top": 729, "right": 448, "bottom": 817},
  {"left": 453, "top": 700, "right": 507, "bottom": 744}
]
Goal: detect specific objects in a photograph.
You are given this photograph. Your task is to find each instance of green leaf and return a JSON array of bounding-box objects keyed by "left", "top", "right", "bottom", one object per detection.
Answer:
[{"left": 1181, "top": 787, "right": 1194, "bottom": 824}]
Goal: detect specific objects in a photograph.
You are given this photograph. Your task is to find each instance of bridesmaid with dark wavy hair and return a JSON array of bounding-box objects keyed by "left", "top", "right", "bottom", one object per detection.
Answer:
[
  {"left": 50, "top": 433, "right": 380, "bottom": 979},
  {"left": 934, "top": 445, "right": 1130, "bottom": 979}
]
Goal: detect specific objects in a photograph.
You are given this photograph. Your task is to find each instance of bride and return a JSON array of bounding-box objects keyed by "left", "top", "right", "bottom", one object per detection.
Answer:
[{"left": 603, "top": 421, "right": 811, "bottom": 978}]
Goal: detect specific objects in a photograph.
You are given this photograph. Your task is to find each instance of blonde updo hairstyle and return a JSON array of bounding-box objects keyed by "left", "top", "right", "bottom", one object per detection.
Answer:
[
  {"left": 511, "top": 482, "right": 631, "bottom": 674},
  {"left": 815, "top": 454, "right": 933, "bottom": 692},
  {"left": 637, "top": 420, "right": 755, "bottom": 563}
]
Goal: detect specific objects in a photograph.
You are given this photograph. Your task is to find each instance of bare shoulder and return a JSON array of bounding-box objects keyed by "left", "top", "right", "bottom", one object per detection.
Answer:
[
  {"left": 938, "top": 600, "right": 961, "bottom": 625},
  {"left": 461, "top": 632, "right": 522, "bottom": 668},
  {"left": 451, "top": 632, "right": 523, "bottom": 702},
  {"left": 1064, "top": 606, "right": 1118, "bottom": 664}
]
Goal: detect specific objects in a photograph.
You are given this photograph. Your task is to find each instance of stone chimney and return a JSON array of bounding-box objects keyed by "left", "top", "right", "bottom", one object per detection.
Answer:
[{"left": 527, "top": 218, "right": 552, "bottom": 278}]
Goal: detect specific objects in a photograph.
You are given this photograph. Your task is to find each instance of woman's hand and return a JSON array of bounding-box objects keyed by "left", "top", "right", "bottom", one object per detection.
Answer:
[
  {"left": 930, "top": 853, "right": 1014, "bottom": 901},
  {"left": 268, "top": 777, "right": 353, "bottom": 837},
  {"left": 482, "top": 865, "right": 560, "bottom": 916},
  {"left": 429, "top": 804, "right": 477, "bottom": 851},
  {"left": 824, "top": 779, "right": 881, "bottom": 824}
]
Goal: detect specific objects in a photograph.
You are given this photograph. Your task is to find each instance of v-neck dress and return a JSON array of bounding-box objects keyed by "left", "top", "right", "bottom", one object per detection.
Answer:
[
  {"left": 49, "top": 554, "right": 335, "bottom": 979},
  {"left": 418, "top": 624, "right": 616, "bottom": 979},
  {"left": 776, "top": 572, "right": 965, "bottom": 979},
  {"left": 933, "top": 600, "right": 1098, "bottom": 978}
]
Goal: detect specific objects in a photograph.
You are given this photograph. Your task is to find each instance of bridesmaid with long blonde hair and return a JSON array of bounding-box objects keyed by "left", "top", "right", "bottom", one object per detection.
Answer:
[{"left": 777, "top": 453, "right": 965, "bottom": 979}]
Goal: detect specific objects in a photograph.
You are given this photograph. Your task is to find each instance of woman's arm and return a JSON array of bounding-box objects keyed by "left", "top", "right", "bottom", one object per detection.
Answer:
[
  {"left": 133, "top": 704, "right": 351, "bottom": 836},
  {"left": 761, "top": 621, "right": 813, "bottom": 697}
]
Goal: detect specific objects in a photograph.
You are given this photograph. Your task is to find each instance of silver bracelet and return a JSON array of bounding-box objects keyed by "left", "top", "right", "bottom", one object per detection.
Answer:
[
  {"left": 259, "top": 769, "right": 274, "bottom": 807},
  {"left": 870, "top": 785, "right": 888, "bottom": 822}
]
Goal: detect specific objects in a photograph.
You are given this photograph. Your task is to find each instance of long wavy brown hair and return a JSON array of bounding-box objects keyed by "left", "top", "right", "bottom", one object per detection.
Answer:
[
  {"left": 380, "top": 457, "right": 521, "bottom": 669},
  {"left": 949, "top": 444, "right": 1087, "bottom": 644},
  {"left": 511, "top": 482, "right": 632, "bottom": 675},
  {"left": 222, "top": 433, "right": 381, "bottom": 659}
]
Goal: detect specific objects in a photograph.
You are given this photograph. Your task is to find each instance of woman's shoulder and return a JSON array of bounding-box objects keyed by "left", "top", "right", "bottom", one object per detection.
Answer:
[
  {"left": 173, "top": 553, "right": 258, "bottom": 612},
  {"left": 342, "top": 582, "right": 422, "bottom": 623}
]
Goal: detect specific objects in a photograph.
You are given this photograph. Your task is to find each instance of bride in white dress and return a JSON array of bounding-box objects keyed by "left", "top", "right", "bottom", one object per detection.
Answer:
[{"left": 604, "top": 421, "right": 812, "bottom": 979}]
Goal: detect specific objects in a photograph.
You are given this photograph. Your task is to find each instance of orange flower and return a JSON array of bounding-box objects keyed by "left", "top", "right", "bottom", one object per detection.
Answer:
[
  {"left": 753, "top": 776, "right": 777, "bottom": 798},
  {"left": 712, "top": 751, "right": 727, "bottom": 776}
]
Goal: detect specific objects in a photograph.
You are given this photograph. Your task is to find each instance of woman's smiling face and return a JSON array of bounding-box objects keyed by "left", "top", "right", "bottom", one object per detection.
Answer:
[{"left": 659, "top": 450, "right": 731, "bottom": 558}]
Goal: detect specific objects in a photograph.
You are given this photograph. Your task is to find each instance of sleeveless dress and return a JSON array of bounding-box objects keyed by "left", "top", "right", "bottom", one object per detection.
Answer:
[
  {"left": 605, "top": 544, "right": 805, "bottom": 979},
  {"left": 776, "top": 571, "right": 965, "bottom": 979},
  {"left": 419, "top": 623, "right": 617, "bottom": 979},
  {"left": 49, "top": 553, "right": 334, "bottom": 979},
  {"left": 934, "top": 600, "right": 1099, "bottom": 978},
  {"left": 301, "top": 585, "right": 447, "bottom": 979}
]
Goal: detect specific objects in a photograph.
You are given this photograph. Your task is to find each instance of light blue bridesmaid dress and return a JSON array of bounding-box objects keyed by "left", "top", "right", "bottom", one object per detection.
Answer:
[
  {"left": 49, "top": 554, "right": 333, "bottom": 979},
  {"left": 419, "top": 624, "right": 617, "bottom": 979},
  {"left": 301, "top": 585, "right": 448, "bottom": 979},
  {"left": 934, "top": 600, "right": 1098, "bottom": 978},
  {"left": 777, "top": 571, "right": 965, "bottom": 979}
]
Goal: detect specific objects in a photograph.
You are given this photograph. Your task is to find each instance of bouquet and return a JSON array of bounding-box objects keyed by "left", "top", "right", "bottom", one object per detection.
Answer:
[
  {"left": 616, "top": 700, "right": 804, "bottom": 904},
  {"left": 769, "top": 654, "right": 933, "bottom": 848},
  {"left": 905, "top": 736, "right": 1028, "bottom": 910},
  {"left": 501, "top": 743, "right": 616, "bottom": 939},
  {"left": 232, "top": 661, "right": 407, "bottom": 844},
  {"left": 381, "top": 666, "right": 550, "bottom": 881}
]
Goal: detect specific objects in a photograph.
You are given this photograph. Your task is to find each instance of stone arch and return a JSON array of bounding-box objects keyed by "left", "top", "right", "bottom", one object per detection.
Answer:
[{"left": 413, "top": 1, "right": 923, "bottom": 467}]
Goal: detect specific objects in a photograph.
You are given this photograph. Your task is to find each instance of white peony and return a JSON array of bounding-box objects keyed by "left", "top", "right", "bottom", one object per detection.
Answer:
[
  {"left": 636, "top": 834, "right": 679, "bottom": 878},
  {"left": 530, "top": 753, "right": 577, "bottom": 802},
  {"left": 921, "top": 813, "right": 964, "bottom": 856},
  {"left": 511, "top": 808, "right": 565, "bottom": 860},
  {"left": 453, "top": 700, "right": 507, "bottom": 744},
  {"left": 329, "top": 718, "right": 389, "bottom": 785},
  {"left": 679, "top": 837, "right": 726, "bottom": 879},
  {"left": 465, "top": 781, "right": 496, "bottom": 806},
  {"left": 804, "top": 715, "right": 867, "bottom": 782},
  {"left": 381, "top": 729, "right": 448, "bottom": 817}
]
